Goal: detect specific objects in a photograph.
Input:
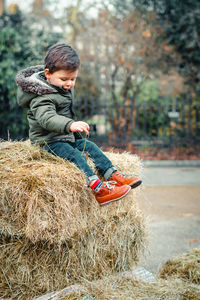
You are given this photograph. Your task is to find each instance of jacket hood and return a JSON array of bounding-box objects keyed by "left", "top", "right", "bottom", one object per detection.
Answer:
[
  {"left": 15, "top": 65, "right": 58, "bottom": 95},
  {"left": 15, "top": 65, "right": 58, "bottom": 108}
]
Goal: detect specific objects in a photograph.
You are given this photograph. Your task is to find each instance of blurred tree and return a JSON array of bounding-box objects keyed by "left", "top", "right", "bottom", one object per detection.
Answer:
[
  {"left": 8, "top": 3, "right": 19, "bottom": 14},
  {"left": 0, "top": 10, "right": 33, "bottom": 139},
  {"left": 0, "top": 8, "right": 62, "bottom": 140},
  {"left": 54, "top": 0, "right": 102, "bottom": 114},
  {"left": 74, "top": 63, "right": 101, "bottom": 119},
  {"left": 0, "top": 0, "right": 5, "bottom": 15},
  {"left": 109, "top": 0, "right": 200, "bottom": 92},
  {"left": 66, "top": 0, "right": 82, "bottom": 45},
  {"left": 33, "top": 0, "right": 44, "bottom": 15},
  {"left": 158, "top": 0, "right": 200, "bottom": 92},
  {"left": 78, "top": 9, "right": 184, "bottom": 101},
  {"left": 32, "top": 0, "right": 51, "bottom": 17},
  {"left": 73, "top": 8, "right": 185, "bottom": 139}
]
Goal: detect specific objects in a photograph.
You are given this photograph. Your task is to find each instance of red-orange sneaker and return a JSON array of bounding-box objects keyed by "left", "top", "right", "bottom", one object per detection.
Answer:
[
  {"left": 110, "top": 171, "right": 142, "bottom": 189},
  {"left": 92, "top": 181, "right": 131, "bottom": 206}
]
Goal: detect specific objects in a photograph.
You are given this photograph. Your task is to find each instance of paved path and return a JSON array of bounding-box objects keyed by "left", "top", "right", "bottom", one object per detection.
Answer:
[
  {"left": 137, "top": 165, "right": 200, "bottom": 275},
  {"left": 142, "top": 166, "right": 200, "bottom": 186}
]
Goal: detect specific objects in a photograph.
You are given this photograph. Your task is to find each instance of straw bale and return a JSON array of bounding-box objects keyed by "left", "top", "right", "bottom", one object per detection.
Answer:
[
  {"left": 159, "top": 247, "right": 200, "bottom": 284},
  {"left": 0, "top": 140, "right": 143, "bottom": 244},
  {"left": 0, "top": 140, "right": 146, "bottom": 299},
  {"left": 104, "top": 151, "right": 142, "bottom": 177},
  {"left": 0, "top": 206, "right": 146, "bottom": 300},
  {"left": 59, "top": 276, "right": 200, "bottom": 300}
]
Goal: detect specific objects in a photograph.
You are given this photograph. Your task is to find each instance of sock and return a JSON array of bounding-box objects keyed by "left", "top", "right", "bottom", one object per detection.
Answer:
[
  {"left": 108, "top": 170, "right": 118, "bottom": 179},
  {"left": 89, "top": 179, "right": 103, "bottom": 191},
  {"left": 104, "top": 167, "right": 117, "bottom": 180}
]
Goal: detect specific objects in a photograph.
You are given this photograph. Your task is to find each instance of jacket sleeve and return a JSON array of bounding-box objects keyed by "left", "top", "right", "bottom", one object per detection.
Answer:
[{"left": 30, "top": 96, "right": 74, "bottom": 134}]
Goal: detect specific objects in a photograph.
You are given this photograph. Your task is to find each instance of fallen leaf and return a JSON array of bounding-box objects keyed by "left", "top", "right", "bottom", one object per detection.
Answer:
[
  {"left": 180, "top": 213, "right": 193, "bottom": 217},
  {"left": 142, "top": 30, "right": 151, "bottom": 37},
  {"left": 188, "top": 239, "right": 199, "bottom": 243}
]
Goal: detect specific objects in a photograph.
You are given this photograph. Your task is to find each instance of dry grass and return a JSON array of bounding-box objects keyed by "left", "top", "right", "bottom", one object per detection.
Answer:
[
  {"left": 0, "top": 140, "right": 143, "bottom": 244},
  {"left": 59, "top": 276, "right": 200, "bottom": 300},
  {"left": 0, "top": 208, "right": 146, "bottom": 299},
  {"left": 0, "top": 140, "right": 146, "bottom": 299},
  {"left": 159, "top": 247, "right": 200, "bottom": 284},
  {"left": 58, "top": 248, "right": 200, "bottom": 299}
]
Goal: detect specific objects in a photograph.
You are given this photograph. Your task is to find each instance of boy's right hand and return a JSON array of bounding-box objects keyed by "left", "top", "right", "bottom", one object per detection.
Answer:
[{"left": 70, "top": 121, "right": 90, "bottom": 135}]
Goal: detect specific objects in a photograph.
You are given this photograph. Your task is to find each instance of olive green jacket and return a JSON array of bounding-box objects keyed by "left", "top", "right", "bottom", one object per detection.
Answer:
[{"left": 15, "top": 65, "right": 81, "bottom": 145}]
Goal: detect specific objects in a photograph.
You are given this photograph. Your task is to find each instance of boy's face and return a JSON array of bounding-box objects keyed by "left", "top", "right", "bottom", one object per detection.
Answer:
[{"left": 44, "top": 69, "right": 78, "bottom": 90}]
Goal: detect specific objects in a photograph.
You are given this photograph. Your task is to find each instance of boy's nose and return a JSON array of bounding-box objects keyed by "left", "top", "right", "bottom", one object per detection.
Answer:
[
  {"left": 63, "top": 82, "right": 72, "bottom": 89},
  {"left": 66, "top": 80, "right": 72, "bottom": 86}
]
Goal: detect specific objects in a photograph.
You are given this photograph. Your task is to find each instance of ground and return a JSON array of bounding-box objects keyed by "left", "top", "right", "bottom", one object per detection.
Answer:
[{"left": 138, "top": 165, "right": 200, "bottom": 274}]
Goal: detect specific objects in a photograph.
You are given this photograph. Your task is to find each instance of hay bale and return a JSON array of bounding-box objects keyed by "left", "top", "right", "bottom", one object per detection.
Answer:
[
  {"left": 159, "top": 248, "right": 200, "bottom": 284},
  {"left": 58, "top": 277, "right": 200, "bottom": 300},
  {"left": 0, "top": 140, "right": 143, "bottom": 244},
  {"left": 35, "top": 248, "right": 200, "bottom": 300},
  {"left": 0, "top": 140, "right": 146, "bottom": 299},
  {"left": 0, "top": 209, "right": 145, "bottom": 299}
]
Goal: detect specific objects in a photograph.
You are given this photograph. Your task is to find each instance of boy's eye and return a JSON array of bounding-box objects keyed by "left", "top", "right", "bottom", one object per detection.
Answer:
[{"left": 60, "top": 78, "right": 76, "bottom": 81}]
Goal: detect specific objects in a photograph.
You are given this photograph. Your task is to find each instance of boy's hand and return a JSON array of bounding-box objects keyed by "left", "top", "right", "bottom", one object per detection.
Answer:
[{"left": 70, "top": 121, "right": 90, "bottom": 135}]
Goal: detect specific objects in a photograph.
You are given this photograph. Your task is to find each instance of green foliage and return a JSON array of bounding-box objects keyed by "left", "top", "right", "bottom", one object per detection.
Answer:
[
  {"left": 125, "top": 78, "right": 160, "bottom": 104},
  {"left": 0, "top": 13, "right": 29, "bottom": 139},
  {"left": 150, "top": 0, "right": 200, "bottom": 92},
  {"left": 0, "top": 10, "right": 62, "bottom": 140},
  {"left": 163, "top": 2, "right": 200, "bottom": 91},
  {"left": 136, "top": 80, "right": 160, "bottom": 104}
]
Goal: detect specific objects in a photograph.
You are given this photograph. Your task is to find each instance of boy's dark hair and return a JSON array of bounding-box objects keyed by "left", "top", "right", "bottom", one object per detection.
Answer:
[{"left": 44, "top": 43, "right": 80, "bottom": 73}]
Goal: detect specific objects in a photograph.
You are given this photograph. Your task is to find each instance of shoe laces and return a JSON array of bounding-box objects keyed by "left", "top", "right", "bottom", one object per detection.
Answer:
[
  {"left": 102, "top": 181, "right": 117, "bottom": 190},
  {"left": 115, "top": 171, "right": 126, "bottom": 178}
]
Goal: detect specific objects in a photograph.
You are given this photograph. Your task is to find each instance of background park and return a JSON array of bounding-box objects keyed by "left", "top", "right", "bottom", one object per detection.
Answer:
[
  {"left": 0, "top": 1, "right": 200, "bottom": 299},
  {"left": 0, "top": 0, "right": 200, "bottom": 159}
]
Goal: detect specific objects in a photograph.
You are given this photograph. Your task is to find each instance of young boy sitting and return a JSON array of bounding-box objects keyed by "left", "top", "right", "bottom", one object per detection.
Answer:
[{"left": 15, "top": 43, "right": 142, "bottom": 206}]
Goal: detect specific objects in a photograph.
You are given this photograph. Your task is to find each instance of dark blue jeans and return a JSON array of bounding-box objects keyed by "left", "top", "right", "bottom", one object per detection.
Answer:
[{"left": 44, "top": 139, "right": 116, "bottom": 182}]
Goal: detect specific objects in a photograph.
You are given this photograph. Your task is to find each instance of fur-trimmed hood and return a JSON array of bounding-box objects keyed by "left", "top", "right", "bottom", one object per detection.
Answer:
[
  {"left": 15, "top": 65, "right": 57, "bottom": 95},
  {"left": 15, "top": 65, "right": 58, "bottom": 108}
]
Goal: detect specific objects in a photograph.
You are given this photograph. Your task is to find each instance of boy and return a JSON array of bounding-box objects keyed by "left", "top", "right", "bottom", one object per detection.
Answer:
[{"left": 16, "top": 43, "right": 142, "bottom": 206}]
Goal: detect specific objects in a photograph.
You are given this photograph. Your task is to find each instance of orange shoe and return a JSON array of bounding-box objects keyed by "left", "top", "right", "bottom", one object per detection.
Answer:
[
  {"left": 92, "top": 181, "right": 131, "bottom": 206},
  {"left": 110, "top": 171, "right": 142, "bottom": 189}
]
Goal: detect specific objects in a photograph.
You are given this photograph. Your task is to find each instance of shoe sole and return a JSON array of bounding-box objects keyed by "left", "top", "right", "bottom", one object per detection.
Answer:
[
  {"left": 130, "top": 179, "right": 142, "bottom": 189},
  {"left": 99, "top": 186, "right": 131, "bottom": 207}
]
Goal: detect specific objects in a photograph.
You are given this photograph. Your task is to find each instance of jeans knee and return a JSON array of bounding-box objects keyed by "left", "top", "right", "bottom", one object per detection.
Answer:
[
  {"left": 85, "top": 140, "right": 100, "bottom": 152},
  {"left": 67, "top": 148, "right": 85, "bottom": 163}
]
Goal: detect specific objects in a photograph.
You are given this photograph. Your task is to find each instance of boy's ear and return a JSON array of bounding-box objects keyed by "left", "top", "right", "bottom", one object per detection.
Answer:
[{"left": 44, "top": 68, "right": 51, "bottom": 79}]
